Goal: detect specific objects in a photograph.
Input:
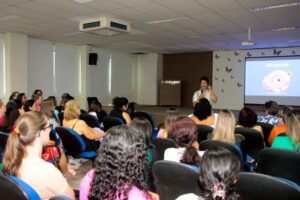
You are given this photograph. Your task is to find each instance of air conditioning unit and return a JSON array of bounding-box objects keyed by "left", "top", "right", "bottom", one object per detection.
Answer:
[{"left": 79, "top": 17, "right": 131, "bottom": 36}]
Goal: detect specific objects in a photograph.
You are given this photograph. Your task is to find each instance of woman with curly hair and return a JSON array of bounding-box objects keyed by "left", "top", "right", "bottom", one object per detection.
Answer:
[
  {"left": 176, "top": 148, "right": 240, "bottom": 200},
  {"left": 80, "top": 125, "right": 158, "bottom": 200}
]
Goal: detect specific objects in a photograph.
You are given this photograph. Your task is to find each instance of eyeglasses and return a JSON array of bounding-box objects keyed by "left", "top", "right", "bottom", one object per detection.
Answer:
[{"left": 42, "top": 124, "right": 53, "bottom": 131}]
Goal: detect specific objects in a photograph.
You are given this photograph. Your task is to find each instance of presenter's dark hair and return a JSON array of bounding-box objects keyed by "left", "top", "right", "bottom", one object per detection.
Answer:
[{"left": 200, "top": 76, "right": 209, "bottom": 83}]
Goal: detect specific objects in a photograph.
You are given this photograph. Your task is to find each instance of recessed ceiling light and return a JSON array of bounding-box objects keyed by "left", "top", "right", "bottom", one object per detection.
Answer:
[
  {"left": 250, "top": 2, "right": 300, "bottom": 12},
  {"left": 72, "top": 0, "right": 95, "bottom": 3},
  {"left": 145, "top": 17, "right": 190, "bottom": 24},
  {"left": 272, "top": 26, "right": 300, "bottom": 32},
  {"left": 0, "top": 15, "right": 19, "bottom": 21}
]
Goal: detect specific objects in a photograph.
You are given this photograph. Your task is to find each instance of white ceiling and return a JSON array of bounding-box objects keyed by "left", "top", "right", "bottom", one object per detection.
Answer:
[{"left": 0, "top": 0, "right": 299, "bottom": 53}]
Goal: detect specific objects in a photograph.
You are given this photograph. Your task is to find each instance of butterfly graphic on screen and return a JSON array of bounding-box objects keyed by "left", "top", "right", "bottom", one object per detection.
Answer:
[
  {"left": 216, "top": 68, "right": 220, "bottom": 71},
  {"left": 246, "top": 52, "right": 252, "bottom": 57},
  {"left": 215, "top": 54, "right": 220, "bottom": 59},
  {"left": 214, "top": 77, "right": 219, "bottom": 80},
  {"left": 274, "top": 49, "right": 282, "bottom": 56},
  {"left": 238, "top": 59, "right": 242, "bottom": 63},
  {"left": 225, "top": 66, "right": 233, "bottom": 73},
  {"left": 234, "top": 51, "right": 239, "bottom": 56},
  {"left": 237, "top": 82, "right": 243, "bottom": 87}
]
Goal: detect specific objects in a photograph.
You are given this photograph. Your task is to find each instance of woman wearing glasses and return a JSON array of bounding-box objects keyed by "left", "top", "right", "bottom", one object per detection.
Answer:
[{"left": 2, "top": 111, "right": 75, "bottom": 199}]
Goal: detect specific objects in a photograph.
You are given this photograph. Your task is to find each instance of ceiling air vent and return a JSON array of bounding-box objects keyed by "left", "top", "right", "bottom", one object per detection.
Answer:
[{"left": 79, "top": 17, "right": 131, "bottom": 36}]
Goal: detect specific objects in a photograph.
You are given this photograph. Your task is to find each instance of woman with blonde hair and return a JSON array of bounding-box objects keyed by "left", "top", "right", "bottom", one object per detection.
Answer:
[
  {"left": 63, "top": 100, "right": 104, "bottom": 151},
  {"left": 2, "top": 112, "right": 75, "bottom": 199},
  {"left": 212, "top": 109, "right": 236, "bottom": 144},
  {"left": 272, "top": 110, "right": 300, "bottom": 152}
]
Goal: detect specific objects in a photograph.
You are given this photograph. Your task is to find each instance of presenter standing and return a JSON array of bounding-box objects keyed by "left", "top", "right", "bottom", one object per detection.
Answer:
[{"left": 192, "top": 76, "right": 217, "bottom": 107}]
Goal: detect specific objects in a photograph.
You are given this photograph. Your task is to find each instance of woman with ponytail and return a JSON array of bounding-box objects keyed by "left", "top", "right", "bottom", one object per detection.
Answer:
[
  {"left": 2, "top": 111, "right": 75, "bottom": 200},
  {"left": 176, "top": 147, "right": 240, "bottom": 200},
  {"left": 164, "top": 116, "right": 204, "bottom": 170}
]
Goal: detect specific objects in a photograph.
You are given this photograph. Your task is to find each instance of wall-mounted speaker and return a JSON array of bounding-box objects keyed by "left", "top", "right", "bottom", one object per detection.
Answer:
[{"left": 89, "top": 53, "right": 98, "bottom": 65}]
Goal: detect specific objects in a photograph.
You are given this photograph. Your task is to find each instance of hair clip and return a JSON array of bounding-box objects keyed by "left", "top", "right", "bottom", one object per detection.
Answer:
[{"left": 212, "top": 183, "right": 226, "bottom": 199}]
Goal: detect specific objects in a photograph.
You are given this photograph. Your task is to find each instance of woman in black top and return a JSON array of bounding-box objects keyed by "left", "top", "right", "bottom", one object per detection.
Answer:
[{"left": 109, "top": 97, "right": 131, "bottom": 124}]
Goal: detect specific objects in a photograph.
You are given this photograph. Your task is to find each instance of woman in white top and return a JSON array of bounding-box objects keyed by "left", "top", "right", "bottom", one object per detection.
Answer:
[
  {"left": 164, "top": 117, "right": 204, "bottom": 168},
  {"left": 176, "top": 148, "right": 240, "bottom": 200},
  {"left": 2, "top": 111, "right": 75, "bottom": 200}
]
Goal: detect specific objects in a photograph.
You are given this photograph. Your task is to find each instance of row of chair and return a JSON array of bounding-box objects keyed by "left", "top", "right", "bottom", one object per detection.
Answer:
[
  {"left": 151, "top": 137, "right": 300, "bottom": 185},
  {"left": 153, "top": 160, "right": 300, "bottom": 200}
]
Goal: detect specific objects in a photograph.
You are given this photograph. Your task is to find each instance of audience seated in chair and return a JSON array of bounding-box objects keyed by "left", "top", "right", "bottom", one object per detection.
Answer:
[
  {"left": 56, "top": 93, "right": 74, "bottom": 113},
  {"left": 2, "top": 112, "right": 75, "bottom": 200},
  {"left": 31, "top": 89, "right": 43, "bottom": 112},
  {"left": 269, "top": 106, "right": 293, "bottom": 145},
  {"left": 80, "top": 125, "right": 158, "bottom": 200},
  {"left": 165, "top": 116, "right": 204, "bottom": 170},
  {"left": 88, "top": 100, "right": 107, "bottom": 124},
  {"left": 176, "top": 147, "right": 240, "bottom": 200},
  {"left": 63, "top": 100, "right": 104, "bottom": 152},
  {"left": 130, "top": 116, "right": 154, "bottom": 166},
  {"left": 258, "top": 100, "right": 280, "bottom": 126},
  {"left": 191, "top": 98, "right": 218, "bottom": 128},
  {"left": 109, "top": 97, "right": 131, "bottom": 125},
  {"left": 157, "top": 107, "right": 179, "bottom": 138},
  {"left": 237, "top": 107, "right": 263, "bottom": 134},
  {"left": 272, "top": 110, "right": 300, "bottom": 152},
  {"left": 0, "top": 99, "right": 6, "bottom": 128}
]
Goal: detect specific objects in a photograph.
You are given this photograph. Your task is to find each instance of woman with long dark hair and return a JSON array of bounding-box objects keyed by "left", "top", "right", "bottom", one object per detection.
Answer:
[
  {"left": 80, "top": 125, "right": 158, "bottom": 200},
  {"left": 177, "top": 148, "right": 240, "bottom": 200},
  {"left": 109, "top": 97, "right": 131, "bottom": 124}
]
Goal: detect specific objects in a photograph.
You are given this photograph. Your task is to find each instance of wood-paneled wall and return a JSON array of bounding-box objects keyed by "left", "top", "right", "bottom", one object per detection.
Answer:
[{"left": 163, "top": 52, "right": 213, "bottom": 107}]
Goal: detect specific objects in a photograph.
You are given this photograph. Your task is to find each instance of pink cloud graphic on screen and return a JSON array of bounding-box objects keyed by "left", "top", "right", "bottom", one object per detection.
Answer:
[{"left": 262, "top": 70, "right": 292, "bottom": 92}]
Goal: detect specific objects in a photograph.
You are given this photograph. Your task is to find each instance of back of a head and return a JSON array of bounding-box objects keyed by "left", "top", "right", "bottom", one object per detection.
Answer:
[
  {"left": 238, "top": 107, "right": 257, "bottom": 128},
  {"left": 89, "top": 125, "right": 149, "bottom": 199},
  {"left": 40, "top": 99, "right": 54, "bottom": 119},
  {"left": 194, "top": 98, "right": 212, "bottom": 120},
  {"left": 32, "top": 89, "right": 43, "bottom": 100},
  {"left": 112, "top": 97, "right": 124, "bottom": 109},
  {"left": 199, "top": 148, "right": 240, "bottom": 200},
  {"left": 24, "top": 99, "right": 35, "bottom": 112},
  {"left": 3, "top": 111, "right": 47, "bottom": 175},
  {"left": 64, "top": 100, "right": 80, "bottom": 120},
  {"left": 286, "top": 110, "right": 300, "bottom": 150},
  {"left": 165, "top": 107, "right": 180, "bottom": 130},
  {"left": 278, "top": 105, "right": 293, "bottom": 124},
  {"left": 130, "top": 116, "right": 152, "bottom": 146},
  {"left": 89, "top": 100, "right": 101, "bottom": 112},
  {"left": 47, "top": 96, "right": 57, "bottom": 107},
  {"left": 264, "top": 101, "right": 279, "bottom": 116},
  {"left": 9, "top": 91, "right": 19, "bottom": 100},
  {"left": 213, "top": 109, "right": 236, "bottom": 144}
]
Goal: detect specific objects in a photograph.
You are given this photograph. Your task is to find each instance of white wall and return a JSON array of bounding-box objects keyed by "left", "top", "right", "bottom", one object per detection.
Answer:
[
  {"left": 213, "top": 47, "right": 300, "bottom": 110},
  {"left": 136, "top": 53, "right": 163, "bottom": 105},
  {"left": 3, "top": 33, "right": 28, "bottom": 101},
  {"left": 0, "top": 34, "right": 5, "bottom": 98}
]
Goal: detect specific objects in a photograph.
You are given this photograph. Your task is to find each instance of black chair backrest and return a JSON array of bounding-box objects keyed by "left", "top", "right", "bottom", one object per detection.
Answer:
[
  {"left": 151, "top": 138, "right": 176, "bottom": 162},
  {"left": 79, "top": 113, "right": 100, "bottom": 128},
  {"left": 257, "top": 148, "right": 300, "bottom": 185},
  {"left": 257, "top": 122, "right": 274, "bottom": 147},
  {"left": 196, "top": 124, "right": 214, "bottom": 143},
  {"left": 153, "top": 160, "right": 201, "bottom": 200},
  {"left": 235, "top": 127, "right": 265, "bottom": 160},
  {"left": 236, "top": 172, "right": 300, "bottom": 200},
  {"left": 49, "top": 195, "right": 73, "bottom": 200},
  {"left": 55, "top": 127, "right": 84, "bottom": 157},
  {"left": 0, "top": 174, "right": 40, "bottom": 200},
  {"left": 199, "top": 140, "right": 244, "bottom": 171},
  {"left": 102, "top": 116, "right": 124, "bottom": 132},
  {"left": 132, "top": 111, "right": 156, "bottom": 130}
]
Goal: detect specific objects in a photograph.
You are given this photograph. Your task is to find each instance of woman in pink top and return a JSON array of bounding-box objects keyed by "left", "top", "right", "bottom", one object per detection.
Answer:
[{"left": 80, "top": 125, "right": 158, "bottom": 200}]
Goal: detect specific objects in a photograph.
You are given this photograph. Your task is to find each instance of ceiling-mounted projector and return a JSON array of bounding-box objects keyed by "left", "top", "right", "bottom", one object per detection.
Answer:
[
  {"left": 241, "top": 27, "right": 256, "bottom": 46},
  {"left": 79, "top": 17, "right": 131, "bottom": 36}
]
